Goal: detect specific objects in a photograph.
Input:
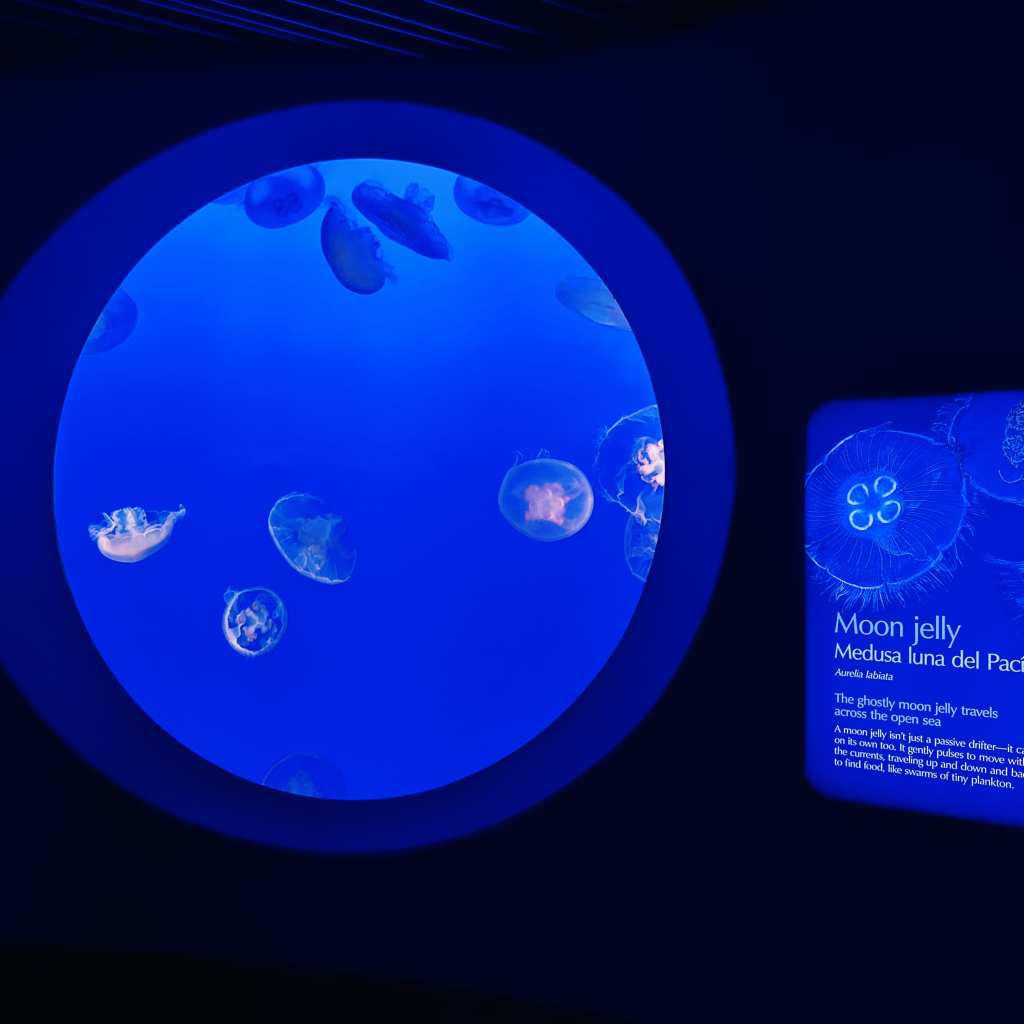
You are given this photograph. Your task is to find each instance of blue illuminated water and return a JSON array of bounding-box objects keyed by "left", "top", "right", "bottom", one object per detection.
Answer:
[{"left": 54, "top": 158, "right": 659, "bottom": 800}]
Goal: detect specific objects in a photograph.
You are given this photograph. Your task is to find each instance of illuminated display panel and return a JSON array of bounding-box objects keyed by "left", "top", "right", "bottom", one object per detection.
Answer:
[
  {"left": 0, "top": 102, "right": 732, "bottom": 850},
  {"left": 806, "top": 393, "right": 1024, "bottom": 826}
]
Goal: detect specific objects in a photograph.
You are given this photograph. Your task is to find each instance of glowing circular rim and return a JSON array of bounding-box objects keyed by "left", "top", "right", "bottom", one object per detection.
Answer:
[{"left": 0, "top": 101, "right": 733, "bottom": 852}]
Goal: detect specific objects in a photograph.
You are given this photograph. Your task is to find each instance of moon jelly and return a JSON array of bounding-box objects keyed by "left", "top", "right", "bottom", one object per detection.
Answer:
[
  {"left": 497, "top": 453, "right": 594, "bottom": 542},
  {"left": 938, "top": 391, "right": 1024, "bottom": 504},
  {"left": 805, "top": 426, "right": 968, "bottom": 607},
  {"left": 222, "top": 587, "right": 287, "bottom": 658},
  {"left": 213, "top": 184, "right": 248, "bottom": 206},
  {"left": 244, "top": 165, "right": 326, "bottom": 230},
  {"left": 452, "top": 176, "right": 530, "bottom": 226},
  {"left": 351, "top": 181, "right": 452, "bottom": 260},
  {"left": 87, "top": 504, "right": 186, "bottom": 563},
  {"left": 262, "top": 752, "right": 347, "bottom": 799},
  {"left": 268, "top": 492, "right": 356, "bottom": 584},
  {"left": 320, "top": 198, "right": 394, "bottom": 296},
  {"left": 556, "top": 277, "right": 631, "bottom": 332},
  {"left": 595, "top": 406, "right": 665, "bottom": 580},
  {"left": 83, "top": 289, "right": 138, "bottom": 355}
]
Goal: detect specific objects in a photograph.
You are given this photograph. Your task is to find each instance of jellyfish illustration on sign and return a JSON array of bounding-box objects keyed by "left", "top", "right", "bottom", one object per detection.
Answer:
[
  {"left": 213, "top": 184, "right": 248, "bottom": 206},
  {"left": 595, "top": 405, "right": 665, "bottom": 580},
  {"left": 88, "top": 504, "right": 186, "bottom": 563},
  {"left": 805, "top": 426, "right": 969, "bottom": 608},
  {"left": 320, "top": 198, "right": 395, "bottom": 295},
  {"left": 936, "top": 391, "right": 1024, "bottom": 504},
  {"left": 268, "top": 492, "right": 356, "bottom": 584},
  {"left": 83, "top": 289, "right": 138, "bottom": 355},
  {"left": 223, "top": 587, "right": 287, "bottom": 658},
  {"left": 498, "top": 452, "right": 594, "bottom": 542},
  {"left": 452, "top": 176, "right": 530, "bottom": 227},
  {"left": 244, "top": 165, "right": 326, "bottom": 229},
  {"left": 351, "top": 181, "right": 452, "bottom": 260},
  {"left": 262, "top": 752, "right": 347, "bottom": 799},
  {"left": 556, "top": 277, "right": 631, "bottom": 332}
]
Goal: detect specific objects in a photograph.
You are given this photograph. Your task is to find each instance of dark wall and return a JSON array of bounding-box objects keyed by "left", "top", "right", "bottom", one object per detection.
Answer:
[{"left": 1, "top": 2, "right": 1022, "bottom": 1020}]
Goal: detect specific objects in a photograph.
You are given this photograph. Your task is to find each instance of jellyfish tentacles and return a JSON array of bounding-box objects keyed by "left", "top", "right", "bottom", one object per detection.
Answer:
[
  {"left": 223, "top": 587, "right": 287, "bottom": 658},
  {"left": 320, "top": 198, "right": 395, "bottom": 295},
  {"left": 498, "top": 454, "right": 594, "bottom": 542},
  {"left": 556, "top": 277, "right": 631, "bottom": 332},
  {"left": 88, "top": 504, "right": 185, "bottom": 563},
  {"left": 262, "top": 752, "right": 346, "bottom": 799},
  {"left": 805, "top": 426, "right": 969, "bottom": 607},
  {"left": 84, "top": 289, "right": 138, "bottom": 355},
  {"left": 244, "top": 165, "right": 326, "bottom": 230},
  {"left": 268, "top": 492, "right": 356, "bottom": 584},
  {"left": 937, "top": 391, "right": 1024, "bottom": 500},
  {"left": 350, "top": 181, "right": 452, "bottom": 260},
  {"left": 452, "top": 176, "right": 530, "bottom": 226}
]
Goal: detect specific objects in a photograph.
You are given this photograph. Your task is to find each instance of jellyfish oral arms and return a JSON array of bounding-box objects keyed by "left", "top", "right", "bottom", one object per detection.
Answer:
[
  {"left": 262, "top": 752, "right": 346, "bottom": 799},
  {"left": 84, "top": 289, "right": 138, "bottom": 355},
  {"left": 938, "top": 391, "right": 1024, "bottom": 500},
  {"left": 498, "top": 457, "right": 594, "bottom": 541},
  {"left": 452, "top": 176, "right": 530, "bottom": 226},
  {"left": 320, "top": 198, "right": 394, "bottom": 296},
  {"left": 269, "top": 492, "right": 356, "bottom": 584},
  {"left": 244, "top": 165, "right": 326, "bottom": 229},
  {"left": 88, "top": 505, "right": 186, "bottom": 563},
  {"left": 805, "top": 426, "right": 969, "bottom": 607},
  {"left": 556, "top": 277, "right": 631, "bottom": 332},
  {"left": 350, "top": 181, "right": 453, "bottom": 260},
  {"left": 222, "top": 587, "right": 287, "bottom": 658}
]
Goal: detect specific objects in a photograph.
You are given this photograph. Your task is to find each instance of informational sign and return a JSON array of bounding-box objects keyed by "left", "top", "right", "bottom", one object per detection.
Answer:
[{"left": 806, "top": 392, "right": 1024, "bottom": 826}]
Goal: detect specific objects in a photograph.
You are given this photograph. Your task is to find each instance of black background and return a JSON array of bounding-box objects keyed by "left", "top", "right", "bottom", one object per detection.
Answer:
[{"left": 1, "top": 1, "right": 1022, "bottom": 1020}]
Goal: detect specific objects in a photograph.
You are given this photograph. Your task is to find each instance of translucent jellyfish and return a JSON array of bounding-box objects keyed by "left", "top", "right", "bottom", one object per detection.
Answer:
[
  {"left": 350, "top": 181, "right": 453, "bottom": 260},
  {"left": 595, "top": 406, "right": 665, "bottom": 580},
  {"left": 222, "top": 587, "right": 287, "bottom": 658},
  {"left": 244, "top": 165, "right": 326, "bottom": 230},
  {"left": 452, "top": 176, "right": 530, "bottom": 226},
  {"left": 556, "top": 277, "right": 631, "bottom": 332},
  {"left": 936, "top": 391, "right": 1024, "bottom": 504},
  {"left": 83, "top": 289, "right": 138, "bottom": 355},
  {"left": 497, "top": 452, "right": 594, "bottom": 541},
  {"left": 213, "top": 184, "right": 248, "bottom": 206},
  {"left": 320, "top": 198, "right": 395, "bottom": 296},
  {"left": 805, "top": 426, "right": 969, "bottom": 607},
  {"left": 262, "top": 752, "right": 346, "bottom": 799},
  {"left": 87, "top": 504, "right": 186, "bottom": 563},
  {"left": 268, "top": 492, "right": 356, "bottom": 584}
]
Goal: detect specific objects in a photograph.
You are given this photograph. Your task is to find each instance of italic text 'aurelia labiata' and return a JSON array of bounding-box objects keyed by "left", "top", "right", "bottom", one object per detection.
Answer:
[
  {"left": 497, "top": 455, "right": 594, "bottom": 541},
  {"left": 268, "top": 492, "right": 356, "bottom": 584},
  {"left": 351, "top": 181, "right": 452, "bottom": 260},
  {"left": 88, "top": 505, "right": 186, "bottom": 563},
  {"left": 244, "top": 165, "right": 326, "bottom": 230},
  {"left": 222, "top": 587, "right": 287, "bottom": 658},
  {"left": 262, "top": 752, "right": 347, "bottom": 799},
  {"left": 805, "top": 426, "right": 968, "bottom": 608},
  {"left": 452, "top": 176, "right": 530, "bottom": 226}
]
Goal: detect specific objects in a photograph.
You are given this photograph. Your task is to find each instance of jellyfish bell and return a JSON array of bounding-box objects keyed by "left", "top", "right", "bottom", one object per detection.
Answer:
[
  {"left": 87, "top": 504, "right": 185, "bottom": 563},
  {"left": 268, "top": 492, "right": 356, "bottom": 584},
  {"left": 83, "top": 289, "right": 138, "bottom": 355},
  {"left": 498, "top": 454, "right": 594, "bottom": 542},
  {"left": 938, "top": 391, "right": 1024, "bottom": 504},
  {"left": 452, "top": 176, "right": 530, "bottom": 227},
  {"left": 244, "top": 164, "right": 326, "bottom": 230},
  {"left": 805, "top": 426, "right": 969, "bottom": 608},
  {"left": 262, "top": 752, "right": 346, "bottom": 799},
  {"left": 320, "top": 197, "right": 395, "bottom": 296},
  {"left": 222, "top": 586, "right": 287, "bottom": 658},
  {"left": 350, "top": 180, "right": 453, "bottom": 260},
  {"left": 556, "top": 276, "right": 631, "bottom": 332},
  {"left": 595, "top": 406, "right": 665, "bottom": 520}
]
